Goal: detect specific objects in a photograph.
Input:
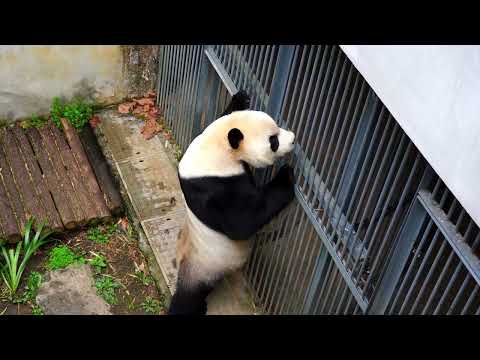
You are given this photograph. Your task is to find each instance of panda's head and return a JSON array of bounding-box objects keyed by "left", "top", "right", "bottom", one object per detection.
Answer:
[
  {"left": 180, "top": 110, "right": 295, "bottom": 179},
  {"left": 221, "top": 110, "right": 295, "bottom": 168}
]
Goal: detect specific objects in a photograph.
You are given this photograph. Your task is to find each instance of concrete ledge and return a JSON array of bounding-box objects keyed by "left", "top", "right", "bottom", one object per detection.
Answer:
[{"left": 94, "top": 109, "right": 257, "bottom": 315}]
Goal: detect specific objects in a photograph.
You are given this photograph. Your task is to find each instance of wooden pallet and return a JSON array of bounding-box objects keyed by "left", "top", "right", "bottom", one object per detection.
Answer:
[{"left": 0, "top": 120, "right": 123, "bottom": 243}]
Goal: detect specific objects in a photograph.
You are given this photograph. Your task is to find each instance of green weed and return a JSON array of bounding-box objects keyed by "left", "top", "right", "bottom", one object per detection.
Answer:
[
  {"left": 31, "top": 304, "right": 44, "bottom": 315},
  {"left": 15, "top": 271, "right": 42, "bottom": 304},
  {"left": 87, "top": 252, "right": 107, "bottom": 274},
  {"left": 95, "top": 275, "right": 121, "bottom": 305},
  {"left": 50, "top": 97, "right": 93, "bottom": 130},
  {"left": 46, "top": 245, "right": 85, "bottom": 271},
  {"left": 140, "top": 296, "right": 164, "bottom": 314},
  {"left": 133, "top": 270, "right": 153, "bottom": 286},
  {"left": 0, "top": 218, "right": 54, "bottom": 298},
  {"left": 87, "top": 223, "right": 117, "bottom": 244}
]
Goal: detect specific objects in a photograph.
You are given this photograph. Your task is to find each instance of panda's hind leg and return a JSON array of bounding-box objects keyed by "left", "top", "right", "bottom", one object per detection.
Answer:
[
  {"left": 168, "top": 281, "right": 216, "bottom": 315},
  {"left": 168, "top": 261, "right": 220, "bottom": 315}
]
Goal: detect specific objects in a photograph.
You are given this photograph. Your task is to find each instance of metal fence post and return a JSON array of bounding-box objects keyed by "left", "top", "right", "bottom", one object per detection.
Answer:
[
  {"left": 367, "top": 166, "right": 435, "bottom": 314},
  {"left": 191, "top": 46, "right": 209, "bottom": 139},
  {"left": 266, "top": 46, "right": 296, "bottom": 120},
  {"left": 260, "top": 45, "right": 295, "bottom": 182}
]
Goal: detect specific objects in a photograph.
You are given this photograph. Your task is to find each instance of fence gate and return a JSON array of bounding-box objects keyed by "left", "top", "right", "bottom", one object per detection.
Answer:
[{"left": 156, "top": 45, "right": 480, "bottom": 315}]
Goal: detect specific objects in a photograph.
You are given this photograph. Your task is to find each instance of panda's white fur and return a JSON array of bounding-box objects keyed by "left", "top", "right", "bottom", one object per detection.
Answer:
[
  {"left": 180, "top": 205, "right": 253, "bottom": 286},
  {"left": 169, "top": 107, "right": 295, "bottom": 315}
]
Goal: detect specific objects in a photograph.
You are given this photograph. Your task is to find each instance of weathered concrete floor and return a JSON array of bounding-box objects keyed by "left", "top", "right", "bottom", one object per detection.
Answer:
[
  {"left": 36, "top": 264, "right": 111, "bottom": 315},
  {"left": 95, "top": 110, "right": 256, "bottom": 315}
]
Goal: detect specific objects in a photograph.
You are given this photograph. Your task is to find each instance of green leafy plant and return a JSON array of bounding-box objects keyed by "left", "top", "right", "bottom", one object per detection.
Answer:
[
  {"left": 88, "top": 252, "right": 107, "bottom": 274},
  {"left": 31, "top": 304, "right": 44, "bottom": 315},
  {"left": 50, "top": 97, "right": 93, "bottom": 130},
  {"left": 51, "top": 97, "right": 64, "bottom": 128},
  {"left": 15, "top": 271, "right": 42, "bottom": 304},
  {"left": 86, "top": 227, "right": 109, "bottom": 244},
  {"left": 133, "top": 270, "right": 153, "bottom": 286},
  {"left": 95, "top": 275, "right": 121, "bottom": 305},
  {"left": 46, "top": 245, "right": 85, "bottom": 271},
  {"left": 87, "top": 223, "right": 117, "bottom": 244},
  {"left": 140, "top": 296, "right": 164, "bottom": 314},
  {"left": 0, "top": 218, "right": 54, "bottom": 298},
  {"left": 30, "top": 114, "right": 48, "bottom": 128}
]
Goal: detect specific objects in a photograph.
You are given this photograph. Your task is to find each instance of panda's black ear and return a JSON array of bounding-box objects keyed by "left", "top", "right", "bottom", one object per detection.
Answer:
[{"left": 228, "top": 128, "right": 244, "bottom": 149}]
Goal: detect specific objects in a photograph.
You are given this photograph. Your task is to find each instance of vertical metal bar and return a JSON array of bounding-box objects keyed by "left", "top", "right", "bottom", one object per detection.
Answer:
[
  {"left": 288, "top": 46, "right": 318, "bottom": 151},
  {"left": 326, "top": 83, "right": 370, "bottom": 247},
  {"left": 316, "top": 63, "right": 355, "bottom": 227},
  {"left": 386, "top": 219, "right": 434, "bottom": 314},
  {"left": 274, "top": 214, "right": 310, "bottom": 314},
  {"left": 287, "top": 224, "right": 317, "bottom": 314},
  {"left": 247, "top": 46, "right": 260, "bottom": 106},
  {"left": 341, "top": 115, "right": 395, "bottom": 265},
  {"left": 333, "top": 91, "right": 379, "bottom": 226},
  {"left": 166, "top": 46, "right": 179, "bottom": 127},
  {"left": 302, "top": 243, "right": 330, "bottom": 314},
  {"left": 185, "top": 46, "right": 203, "bottom": 147},
  {"left": 293, "top": 45, "right": 332, "bottom": 184},
  {"left": 275, "top": 213, "right": 311, "bottom": 314},
  {"left": 369, "top": 163, "right": 434, "bottom": 303},
  {"left": 253, "top": 206, "right": 291, "bottom": 305},
  {"left": 291, "top": 46, "right": 322, "bottom": 163},
  {"left": 320, "top": 72, "right": 362, "bottom": 230},
  {"left": 335, "top": 281, "right": 352, "bottom": 314},
  {"left": 263, "top": 204, "right": 302, "bottom": 313},
  {"left": 389, "top": 183, "right": 450, "bottom": 314},
  {"left": 192, "top": 50, "right": 210, "bottom": 138},
  {"left": 354, "top": 139, "right": 412, "bottom": 279},
  {"left": 178, "top": 46, "right": 192, "bottom": 149},
  {"left": 171, "top": 45, "right": 182, "bottom": 137},
  {"left": 232, "top": 45, "right": 242, "bottom": 86},
  {"left": 266, "top": 45, "right": 297, "bottom": 121},
  {"left": 163, "top": 45, "right": 174, "bottom": 117},
  {"left": 460, "top": 284, "right": 479, "bottom": 315},
  {"left": 155, "top": 45, "right": 165, "bottom": 107},
  {"left": 312, "top": 259, "right": 336, "bottom": 314},
  {"left": 303, "top": 48, "right": 344, "bottom": 202},
  {"left": 158, "top": 45, "right": 168, "bottom": 114},
  {"left": 409, "top": 200, "right": 458, "bottom": 314},
  {"left": 256, "top": 45, "right": 271, "bottom": 111},
  {"left": 428, "top": 210, "right": 470, "bottom": 314}
]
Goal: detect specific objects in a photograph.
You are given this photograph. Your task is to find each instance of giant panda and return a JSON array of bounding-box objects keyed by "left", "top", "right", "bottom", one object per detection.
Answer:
[{"left": 168, "top": 91, "right": 296, "bottom": 315}]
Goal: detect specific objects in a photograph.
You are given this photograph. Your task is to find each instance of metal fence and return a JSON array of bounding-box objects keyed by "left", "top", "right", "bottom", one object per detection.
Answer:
[{"left": 155, "top": 45, "right": 480, "bottom": 315}]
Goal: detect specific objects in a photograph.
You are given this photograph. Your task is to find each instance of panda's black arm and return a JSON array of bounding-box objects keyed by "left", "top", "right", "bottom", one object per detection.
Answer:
[{"left": 219, "top": 165, "right": 295, "bottom": 240}]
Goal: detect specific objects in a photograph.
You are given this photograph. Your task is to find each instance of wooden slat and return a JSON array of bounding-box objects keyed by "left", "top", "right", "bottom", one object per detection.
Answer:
[
  {"left": 48, "top": 124, "right": 99, "bottom": 224},
  {"left": 60, "top": 119, "right": 111, "bottom": 222},
  {"left": 12, "top": 126, "right": 63, "bottom": 232},
  {"left": 37, "top": 124, "right": 87, "bottom": 226},
  {"left": 25, "top": 127, "right": 76, "bottom": 229},
  {"left": 0, "top": 175, "right": 21, "bottom": 242},
  {"left": 79, "top": 125, "right": 124, "bottom": 215},
  {"left": 0, "top": 137, "right": 26, "bottom": 235},
  {"left": 0, "top": 128, "right": 48, "bottom": 228}
]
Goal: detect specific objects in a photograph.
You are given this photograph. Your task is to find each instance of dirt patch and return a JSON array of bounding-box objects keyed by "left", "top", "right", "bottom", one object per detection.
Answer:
[{"left": 0, "top": 218, "right": 167, "bottom": 315}]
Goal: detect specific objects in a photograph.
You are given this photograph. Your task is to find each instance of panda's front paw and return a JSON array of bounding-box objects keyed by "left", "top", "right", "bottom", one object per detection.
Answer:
[
  {"left": 231, "top": 90, "right": 251, "bottom": 111},
  {"left": 276, "top": 164, "right": 295, "bottom": 187}
]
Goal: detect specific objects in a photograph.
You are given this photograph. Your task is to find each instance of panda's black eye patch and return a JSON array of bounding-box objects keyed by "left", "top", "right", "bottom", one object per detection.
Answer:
[{"left": 269, "top": 135, "right": 279, "bottom": 152}]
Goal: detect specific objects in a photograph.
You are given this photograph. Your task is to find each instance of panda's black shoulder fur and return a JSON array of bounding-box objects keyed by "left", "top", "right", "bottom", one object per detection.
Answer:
[{"left": 179, "top": 162, "right": 294, "bottom": 240}]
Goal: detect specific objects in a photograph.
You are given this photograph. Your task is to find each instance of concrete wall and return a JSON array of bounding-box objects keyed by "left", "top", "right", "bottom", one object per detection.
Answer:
[
  {"left": 0, "top": 45, "right": 159, "bottom": 121},
  {"left": 340, "top": 45, "right": 480, "bottom": 227}
]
